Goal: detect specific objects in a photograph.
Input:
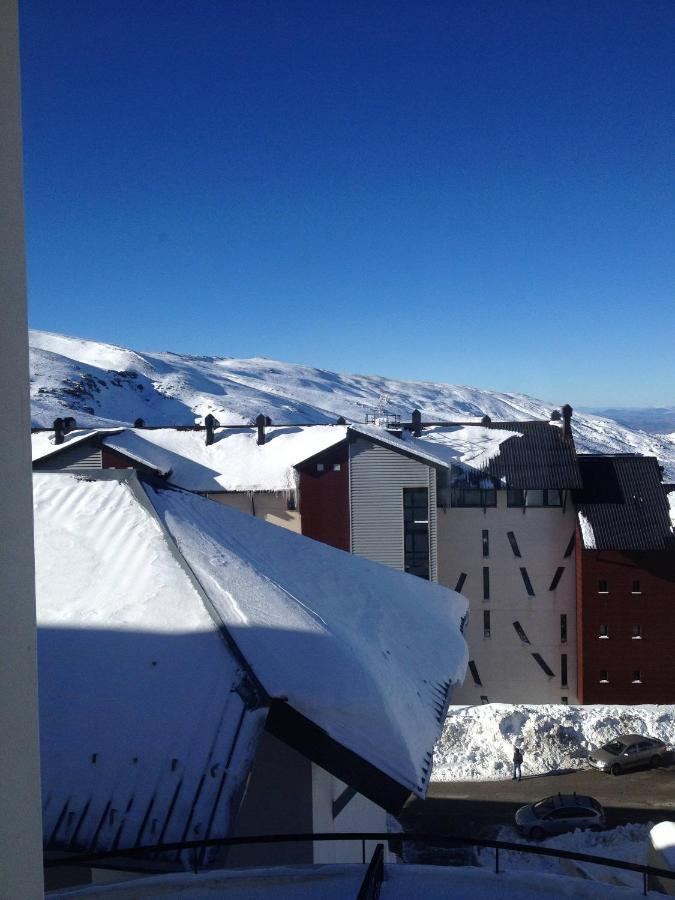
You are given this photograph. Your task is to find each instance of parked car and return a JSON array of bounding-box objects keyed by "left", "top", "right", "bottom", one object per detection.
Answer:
[
  {"left": 588, "top": 734, "right": 669, "bottom": 776},
  {"left": 515, "top": 793, "right": 606, "bottom": 840}
]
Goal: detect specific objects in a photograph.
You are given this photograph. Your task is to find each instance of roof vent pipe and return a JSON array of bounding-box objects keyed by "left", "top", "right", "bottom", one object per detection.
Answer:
[
  {"left": 336, "top": 416, "right": 347, "bottom": 425},
  {"left": 53, "top": 417, "right": 65, "bottom": 445},
  {"left": 204, "top": 413, "right": 219, "bottom": 446},
  {"left": 63, "top": 416, "right": 76, "bottom": 434},
  {"left": 412, "top": 409, "right": 422, "bottom": 437},
  {"left": 562, "top": 404, "right": 573, "bottom": 439},
  {"left": 481, "top": 414, "right": 492, "bottom": 427},
  {"left": 550, "top": 409, "right": 561, "bottom": 421},
  {"left": 134, "top": 417, "right": 145, "bottom": 428},
  {"left": 256, "top": 413, "right": 266, "bottom": 446}
]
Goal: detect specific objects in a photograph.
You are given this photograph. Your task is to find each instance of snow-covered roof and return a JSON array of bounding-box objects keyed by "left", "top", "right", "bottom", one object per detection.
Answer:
[
  {"left": 145, "top": 483, "right": 468, "bottom": 798},
  {"left": 34, "top": 472, "right": 266, "bottom": 855},
  {"left": 104, "top": 426, "right": 348, "bottom": 491},
  {"left": 35, "top": 469, "right": 468, "bottom": 852},
  {"left": 415, "top": 425, "right": 521, "bottom": 471},
  {"left": 31, "top": 428, "right": 124, "bottom": 463},
  {"left": 346, "top": 423, "right": 450, "bottom": 468}
]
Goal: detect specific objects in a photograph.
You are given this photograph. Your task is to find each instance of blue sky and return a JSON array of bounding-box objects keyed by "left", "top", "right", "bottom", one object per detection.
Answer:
[{"left": 19, "top": 1, "right": 674, "bottom": 406}]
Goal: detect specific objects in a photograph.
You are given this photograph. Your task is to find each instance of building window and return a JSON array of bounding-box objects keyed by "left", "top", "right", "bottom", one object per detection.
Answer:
[
  {"left": 599, "top": 624, "right": 609, "bottom": 639},
  {"left": 483, "top": 610, "right": 491, "bottom": 638},
  {"left": 520, "top": 567, "right": 535, "bottom": 596},
  {"left": 403, "top": 488, "right": 429, "bottom": 580},
  {"left": 564, "top": 533, "right": 575, "bottom": 558},
  {"left": 631, "top": 624, "right": 642, "bottom": 640},
  {"left": 632, "top": 670, "right": 642, "bottom": 684},
  {"left": 560, "top": 614, "right": 567, "bottom": 644},
  {"left": 483, "top": 566, "right": 490, "bottom": 600},
  {"left": 561, "top": 653, "right": 568, "bottom": 688},
  {"left": 455, "top": 572, "right": 467, "bottom": 593},
  {"left": 452, "top": 487, "right": 497, "bottom": 507},
  {"left": 632, "top": 580, "right": 641, "bottom": 594},
  {"left": 316, "top": 463, "right": 325, "bottom": 472},
  {"left": 549, "top": 567, "right": 565, "bottom": 591},
  {"left": 482, "top": 529, "right": 489, "bottom": 557},
  {"left": 333, "top": 463, "right": 341, "bottom": 471},
  {"left": 286, "top": 493, "right": 297, "bottom": 511},
  {"left": 507, "top": 531, "right": 521, "bottom": 557},
  {"left": 468, "top": 660, "right": 482, "bottom": 686},
  {"left": 532, "top": 653, "right": 555, "bottom": 677},
  {"left": 480, "top": 695, "right": 489, "bottom": 704},
  {"left": 599, "top": 670, "right": 609, "bottom": 683},
  {"left": 598, "top": 580, "right": 609, "bottom": 593},
  {"left": 561, "top": 696, "right": 569, "bottom": 704},
  {"left": 513, "top": 621, "right": 530, "bottom": 644},
  {"left": 507, "top": 489, "right": 562, "bottom": 507}
]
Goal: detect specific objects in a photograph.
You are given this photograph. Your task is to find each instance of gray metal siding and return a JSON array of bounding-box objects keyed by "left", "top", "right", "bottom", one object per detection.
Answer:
[
  {"left": 349, "top": 438, "right": 438, "bottom": 582},
  {"left": 35, "top": 443, "right": 102, "bottom": 471}
]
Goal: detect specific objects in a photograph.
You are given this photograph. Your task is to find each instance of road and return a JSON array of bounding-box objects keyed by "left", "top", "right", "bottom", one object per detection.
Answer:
[{"left": 400, "top": 764, "right": 675, "bottom": 837}]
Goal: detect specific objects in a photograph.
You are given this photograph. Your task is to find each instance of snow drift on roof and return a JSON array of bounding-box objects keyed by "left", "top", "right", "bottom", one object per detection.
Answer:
[
  {"left": 416, "top": 425, "right": 521, "bottom": 471},
  {"left": 145, "top": 484, "right": 469, "bottom": 796},
  {"left": 33, "top": 473, "right": 265, "bottom": 854},
  {"left": 347, "top": 423, "right": 450, "bottom": 468},
  {"left": 105, "top": 425, "right": 348, "bottom": 492},
  {"left": 31, "top": 428, "right": 124, "bottom": 463}
]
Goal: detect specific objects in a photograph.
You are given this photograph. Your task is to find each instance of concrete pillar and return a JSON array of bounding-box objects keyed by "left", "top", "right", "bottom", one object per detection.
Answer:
[{"left": 0, "top": 1, "right": 45, "bottom": 896}]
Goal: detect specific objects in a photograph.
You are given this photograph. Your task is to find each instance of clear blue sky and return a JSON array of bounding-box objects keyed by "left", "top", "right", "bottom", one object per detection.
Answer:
[{"left": 19, "top": 1, "right": 674, "bottom": 406}]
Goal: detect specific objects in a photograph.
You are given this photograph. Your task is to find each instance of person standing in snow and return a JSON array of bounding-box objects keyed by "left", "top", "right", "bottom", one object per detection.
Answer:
[{"left": 512, "top": 746, "right": 523, "bottom": 781}]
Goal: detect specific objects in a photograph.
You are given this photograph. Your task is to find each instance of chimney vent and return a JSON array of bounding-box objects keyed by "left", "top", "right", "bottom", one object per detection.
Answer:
[
  {"left": 411, "top": 409, "right": 422, "bottom": 437},
  {"left": 134, "top": 417, "right": 145, "bottom": 428},
  {"left": 204, "top": 413, "right": 219, "bottom": 446},
  {"left": 63, "top": 416, "right": 76, "bottom": 434},
  {"left": 336, "top": 416, "right": 347, "bottom": 425},
  {"left": 561, "top": 404, "right": 573, "bottom": 439},
  {"left": 53, "top": 417, "right": 65, "bottom": 445},
  {"left": 256, "top": 413, "right": 266, "bottom": 445},
  {"left": 481, "top": 414, "right": 492, "bottom": 427},
  {"left": 550, "top": 409, "right": 561, "bottom": 421}
]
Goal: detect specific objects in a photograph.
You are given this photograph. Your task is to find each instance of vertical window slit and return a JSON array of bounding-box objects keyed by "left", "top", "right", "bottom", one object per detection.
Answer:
[
  {"left": 532, "top": 653, "right": 555, "bottom": 677},
  {"left": 560, "top": 614, "right": 567, "bottom": 644},
  {"left": 507, "top": 531, "right": 521, "bottom": 557},
  {"left": 549, "top": 567, "right": 565, "bottom": 591},
  {"left": 455, "top": 572, "right": 467, "bottom": 593},
  {"left": 564, "top": 533, "right": 575, "bottom": 558},
  {"left": 468, "top": 661, "right": 482, "bottom": 687},
  {"left": 483, "top": 610, "right": 491, "bottom": 638},
  {"left": 482, "top": 529, "right": 489, "bottom": 557},
  {"left": 483, "top": 567, "right": 490, "bottom": 600},
  {"left": 520, "top": 567, "right": 535, "bottom": 596},
  {"left": 513, "top": 621, "right": 530, "bottom": 644},
  {"left": 561, "top": 653, "right": 568, "bottom": 687}
]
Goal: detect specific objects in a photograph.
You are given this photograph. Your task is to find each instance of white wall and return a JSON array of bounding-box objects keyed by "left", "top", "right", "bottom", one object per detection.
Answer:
[
  {"left": 0, "top": 1, "right": 44, "bottom": 894},
  {"left": 438, "top": 493, "right": 578, "bottom": 704},
  {"left": 311, "top": 765, "right": 394, "bottom": 864}
]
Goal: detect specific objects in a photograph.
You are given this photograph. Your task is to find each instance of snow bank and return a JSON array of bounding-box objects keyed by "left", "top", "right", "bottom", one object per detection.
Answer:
[{"left": 433, "top": 703, "right": 675, "bottom": 782}]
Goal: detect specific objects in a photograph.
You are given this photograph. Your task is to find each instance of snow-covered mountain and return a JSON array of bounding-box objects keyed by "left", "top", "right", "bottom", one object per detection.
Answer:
[{"left": 30, "top": 330, "right": 675, "bottom": 478}]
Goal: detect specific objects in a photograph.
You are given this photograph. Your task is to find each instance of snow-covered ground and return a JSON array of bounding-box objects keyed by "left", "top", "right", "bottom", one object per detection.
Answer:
[
  {"left": 477, "top": 822, "right": 652, "bottom": 891},
  {"left": 433, "top": 703, "right": 675, "bottom": 782},
  {"left": 29, "top": 329, "right": 675, "bottom": 478}
]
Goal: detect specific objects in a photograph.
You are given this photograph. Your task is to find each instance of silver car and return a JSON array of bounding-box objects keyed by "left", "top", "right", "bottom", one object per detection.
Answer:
[
  {"left": 588, "top": 734, "right": 668, "bottom": 776},
  {"left": 515, "top": 793, "right": 605, "bottom": 840}
]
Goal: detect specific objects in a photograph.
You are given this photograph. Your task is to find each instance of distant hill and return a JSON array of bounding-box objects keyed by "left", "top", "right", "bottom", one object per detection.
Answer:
[
  {"left": 30, "top": 329, "right": 675, "bottom": 479},
  {"left": 581, "top": 406, "right": 675, "bottom": 436}
]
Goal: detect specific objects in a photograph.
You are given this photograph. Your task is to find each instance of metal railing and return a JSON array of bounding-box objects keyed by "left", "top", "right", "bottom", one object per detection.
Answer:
[{"left": 44, "top": 831, "right": 675, "bottom": 897}]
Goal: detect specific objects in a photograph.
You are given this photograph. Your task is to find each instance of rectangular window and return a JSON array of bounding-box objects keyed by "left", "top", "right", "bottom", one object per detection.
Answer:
[
  {"left": 560, "top": 614, "right": 567, "bottom": 644},
  {"left": 599, "top": 669, "right": 609, "bottom": 683},
  {"left": 468, "top": 660, "right": 482, "bottom": 687},
  {"left": 532, "top": 653, "right": 555, "bottom": 677},
  {"left": 564, "top": 533, "right": 575, "bottom": 558},
  {"left": 482, "top": 529, "right": 489, "bottom": 557},
  {"left": 455, "top": 572, "right": 467, "bottom": 593},
  {"left": 452, "top": 488, "right": 497, "bottom": 507},
  {"left": 332, "top": 463, "right": 341, "bottom": 471},
  {"left": 598, "top": 580, "right": 609, "bottom": 593},
  {"left": 403, "top": 488, "right": 429, "bottom": 580},
  {"left": 507, "top": 489, "right": 525, "bottom": 507},
  {"left": 520, "top": 567, "right": 535, "bottom": 596},
  {"left": 631, "top": 624, "right": 642, "bottom": 639},
  {"left": 561, "top": 653, "right": 568, "bottom": 688},
  {"left": 632, "top": 670, "right": 642, "bottom": 684},
  {"left": 549, "top": 567, "right": 565, "bottom": 591},
  {"left": 507, "top": 531, "right": 521, "bottom": 557},
  {"left": 480, "top": 695, "right": 489, "bottom": 704},
  {"left": 483, "top": 566, "right": 490, "bottom": 600},
  {"left": 316, "top": 463, "right": 325, "bottom": 472},
  {"left": 483, "top": 610, "right": 491, "bottom": 638},
  {"left": 632, "top": 580, "right": 641, "bottom": 594},
  {"left": 561, "top": 696, "right": 569, "bottom": 704},
  {"left": 599, "top": 624, "right": 609, "bottom": 638}
]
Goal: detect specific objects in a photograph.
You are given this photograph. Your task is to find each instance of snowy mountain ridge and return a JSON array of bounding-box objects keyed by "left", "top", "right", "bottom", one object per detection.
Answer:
[{"left": 30, "top": 330, "right": 675, "bottom": 478}]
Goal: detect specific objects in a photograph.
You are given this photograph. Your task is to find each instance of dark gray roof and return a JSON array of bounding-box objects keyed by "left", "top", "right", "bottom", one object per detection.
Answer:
[
  {"left": 483, "top": 421, "right": 582, "bottom": 490},
  {"left": 574, "top": 455, "right": 675, "bottom": 551}
]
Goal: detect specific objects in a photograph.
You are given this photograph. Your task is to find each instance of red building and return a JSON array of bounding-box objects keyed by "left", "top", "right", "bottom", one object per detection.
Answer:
[
  {"left": 295, "top": 439, "right": 350, "bottom": 552},
  {"left": 575, "top": 456, "right": 675, "bottom": 703}
]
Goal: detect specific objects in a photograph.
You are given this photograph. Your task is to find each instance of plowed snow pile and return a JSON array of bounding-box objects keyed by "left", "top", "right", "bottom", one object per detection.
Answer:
[{"left": 433, "top": 703, "right": 675, "bottom": 781}]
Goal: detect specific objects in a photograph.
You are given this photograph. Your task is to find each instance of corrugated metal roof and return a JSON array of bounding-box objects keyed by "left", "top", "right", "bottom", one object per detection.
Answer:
[
  {"left": 482, "top": 421, "right": 582, "bottom": 489},
  {"left": 574, "top": 455, "right": 675, "bottom": 551}
]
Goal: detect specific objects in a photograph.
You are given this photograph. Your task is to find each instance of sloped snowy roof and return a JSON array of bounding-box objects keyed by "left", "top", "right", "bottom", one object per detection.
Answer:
[
  {"left": 145, "top": 484, "right": 468, "bottom": 799},
  {"left": 34, "top": 472, "right": 266, "bottom": 855},
  {"left": 103, "top": 426, "right": 348, "bottom": 491},
  {"left": 415, "top": 425, "right": 521, "bottom": 472},
  {"left": 31, "top": 428, "right": 124, "bottom": 463},
  {"left": 575, "top": 455, "right": 674, "bottom": 550}
]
